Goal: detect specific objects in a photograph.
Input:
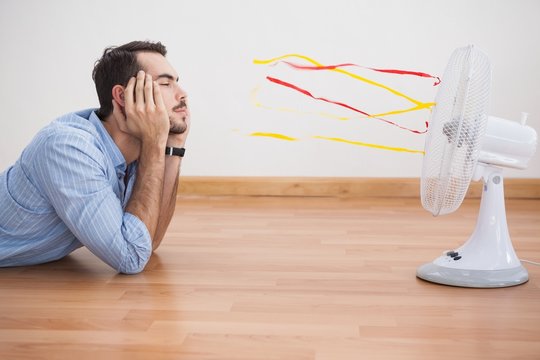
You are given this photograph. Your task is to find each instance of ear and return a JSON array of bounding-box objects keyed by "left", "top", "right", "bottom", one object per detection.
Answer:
[{"left": 111, "top": 85, "right": 125, "bottom": 107}]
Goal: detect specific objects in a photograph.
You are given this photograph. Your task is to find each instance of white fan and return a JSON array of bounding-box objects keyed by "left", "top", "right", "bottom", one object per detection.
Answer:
[{"left": 417, "top": 45, "right": 538, "bottom": 288}]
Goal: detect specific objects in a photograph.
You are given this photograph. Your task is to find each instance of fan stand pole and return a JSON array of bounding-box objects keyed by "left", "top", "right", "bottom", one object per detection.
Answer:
[{"left": 417, "top": 165, "right": 529, "bottom": 288}]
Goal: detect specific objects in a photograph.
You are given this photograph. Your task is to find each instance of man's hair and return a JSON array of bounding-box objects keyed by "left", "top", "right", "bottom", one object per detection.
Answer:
[{"left": 92, "top": 40, "right": 167, "bottom": 120}]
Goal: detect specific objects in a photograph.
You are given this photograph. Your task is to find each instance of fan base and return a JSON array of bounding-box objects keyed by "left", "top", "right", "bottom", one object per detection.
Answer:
[{"left": 416, "top": 262, "right": 528, "bottom": 288}]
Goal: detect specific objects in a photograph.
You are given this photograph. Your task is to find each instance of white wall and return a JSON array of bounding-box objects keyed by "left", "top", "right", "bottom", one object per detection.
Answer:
[{"left": 1, "top": 0, "right": 539, "bottom": 178}]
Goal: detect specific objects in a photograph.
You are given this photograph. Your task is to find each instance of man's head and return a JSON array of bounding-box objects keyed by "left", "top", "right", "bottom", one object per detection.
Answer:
[
  {"left": 93, "top": 41, "right": 166, "bottom": 120},
  {"left": 92, "top": 41, "right": 188, "bottom": 134}
]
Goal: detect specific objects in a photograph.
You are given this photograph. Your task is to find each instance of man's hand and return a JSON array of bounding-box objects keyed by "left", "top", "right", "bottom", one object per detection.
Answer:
[{"left": 113, "top": 70, "right": 169, "bottom": 147}]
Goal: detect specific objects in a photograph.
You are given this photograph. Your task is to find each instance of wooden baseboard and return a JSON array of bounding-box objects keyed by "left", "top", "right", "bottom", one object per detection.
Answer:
[{"left": 178, "top": 177, "right": 540, "bottom": 199}]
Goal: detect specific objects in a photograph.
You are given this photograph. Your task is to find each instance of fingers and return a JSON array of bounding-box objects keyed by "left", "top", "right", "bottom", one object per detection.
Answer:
[
  {"left": 144, "top": 74, "right": 155, "bottom": 108},
  {"left": 134, "top": 71, "right": 146, "bottom": 112},
  {"left": 153, "top": 80, "right": 166, "bottom": 111},
  {"left": 125, "top": 75, "right": 136, "bottom": 106},
  {"left": 127, "top": 71, "right": 157, "bottom": 110}
]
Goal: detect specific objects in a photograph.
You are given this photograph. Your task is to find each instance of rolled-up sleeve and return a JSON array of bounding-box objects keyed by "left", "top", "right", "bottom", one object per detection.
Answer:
[
  {"left": 119, "top": 213, "right": 152, "bottom": 274},
  {"left": 31, "top": 132, "right": 152, "bottom": 274}
]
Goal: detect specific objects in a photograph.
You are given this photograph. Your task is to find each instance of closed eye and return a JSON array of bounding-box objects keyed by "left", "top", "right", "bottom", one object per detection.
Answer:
[{"left": 156, "top": 73, "right": 179, "bottom": 86}]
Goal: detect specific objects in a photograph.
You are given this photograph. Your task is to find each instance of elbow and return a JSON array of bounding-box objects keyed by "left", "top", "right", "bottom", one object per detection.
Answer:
[{"left": 117, "top": 242, "right": 152, "bottom": 275}]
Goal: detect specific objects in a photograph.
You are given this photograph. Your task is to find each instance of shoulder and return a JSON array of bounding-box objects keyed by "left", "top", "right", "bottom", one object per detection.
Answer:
[
  {"left": 22, "top": 110, "right": 110, "bottom": 174},
  {"left": 48, "top": 109, "right": 101, "bottom": 143},
  {"left": 31, "top": 110, "right": 104, "bottom": 156}
]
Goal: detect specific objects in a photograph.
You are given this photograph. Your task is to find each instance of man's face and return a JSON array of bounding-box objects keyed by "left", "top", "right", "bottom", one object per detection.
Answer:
[{"left": 136, "top": 52, "right": 188, "bottom": 135}]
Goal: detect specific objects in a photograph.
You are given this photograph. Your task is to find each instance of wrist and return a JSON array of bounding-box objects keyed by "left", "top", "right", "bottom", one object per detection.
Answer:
[
  {"left": 166, "top": 133, "right": 187, "bottom": 148},
  {"left": 141, "top": 133, "right": 168, "bottom": 149},
  {"left": 140, "top": 139, "right": 166, "bottom": 159}
]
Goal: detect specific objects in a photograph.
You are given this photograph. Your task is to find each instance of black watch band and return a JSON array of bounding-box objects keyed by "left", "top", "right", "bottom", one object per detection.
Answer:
[{"left": 165, "top": 147, "right": 185, "bottom": 157}]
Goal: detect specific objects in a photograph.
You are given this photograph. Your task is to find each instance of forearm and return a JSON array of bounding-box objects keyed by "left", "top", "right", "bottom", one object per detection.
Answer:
[
  {"left": 152, "top": 153, "right": 182, "bottom": 250},
  {"left": 125, "top": 141, "right": 166, "bottom": 243}
]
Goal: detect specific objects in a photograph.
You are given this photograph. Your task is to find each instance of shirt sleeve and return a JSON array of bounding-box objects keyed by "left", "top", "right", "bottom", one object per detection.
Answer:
[{"left": 30, "top": 131, "right": 152, "bottom": 274}]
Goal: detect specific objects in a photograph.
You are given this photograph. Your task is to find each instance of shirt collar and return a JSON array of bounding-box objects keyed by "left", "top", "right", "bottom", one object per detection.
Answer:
[{"left": 84, "top": 109, "right": 127, "bottom": 173}]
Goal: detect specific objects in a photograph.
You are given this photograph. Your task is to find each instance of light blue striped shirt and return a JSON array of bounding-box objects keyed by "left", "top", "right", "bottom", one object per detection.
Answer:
[{"left": 0, "top": 109, "right": 152, "bottom": 274}]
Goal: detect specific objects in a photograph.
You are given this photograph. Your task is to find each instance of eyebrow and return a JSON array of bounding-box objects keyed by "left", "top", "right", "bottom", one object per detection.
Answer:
[{"left": 156, "top": 73, "right": 179, "bottom": 82}]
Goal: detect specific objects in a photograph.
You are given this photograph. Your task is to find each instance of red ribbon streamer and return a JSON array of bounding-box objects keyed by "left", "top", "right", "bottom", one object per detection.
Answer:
[
  {"left": 266, "top": 76, "right": 428, "bottom": 134},
  {"left": 282, "top": 61, "right": 441, "bottom": 86},
  {"left": 266, "top": 76, "right": 370, "bottom": 117}
]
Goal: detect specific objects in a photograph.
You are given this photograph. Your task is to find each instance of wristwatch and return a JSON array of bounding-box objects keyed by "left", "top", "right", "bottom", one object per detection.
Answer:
[{"left": 165, "top": 146, "right": 185, "bottom": 157}]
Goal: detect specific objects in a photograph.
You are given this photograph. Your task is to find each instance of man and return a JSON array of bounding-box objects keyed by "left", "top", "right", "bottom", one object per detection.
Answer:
[{"left": 0, "top": 41, "right": 189, "bottom": 274}]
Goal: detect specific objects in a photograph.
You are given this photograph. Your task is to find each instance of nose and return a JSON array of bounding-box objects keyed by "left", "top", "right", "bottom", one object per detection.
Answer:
[{"left": 174, "top": 83, "right": 187, "bottom": 102}]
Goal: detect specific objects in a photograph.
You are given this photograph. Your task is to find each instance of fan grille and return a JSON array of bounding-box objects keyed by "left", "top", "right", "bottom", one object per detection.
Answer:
[{"left": 421, "top": 46, "right": 491, "bottom": 216}]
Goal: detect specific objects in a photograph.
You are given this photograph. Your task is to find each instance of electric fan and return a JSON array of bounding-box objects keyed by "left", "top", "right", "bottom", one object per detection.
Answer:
[{"left": 417, "top": 45, "right": 538, "bottom": 288}]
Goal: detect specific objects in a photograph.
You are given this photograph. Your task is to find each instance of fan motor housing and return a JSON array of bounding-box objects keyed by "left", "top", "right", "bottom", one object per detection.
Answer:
[{"left": 478, "top": 116, "right": 538, "bottom": 169}]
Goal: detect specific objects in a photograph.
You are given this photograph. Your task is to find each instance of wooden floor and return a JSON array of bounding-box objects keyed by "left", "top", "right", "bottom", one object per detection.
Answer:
[{"left": 1, "top": 196, "right": 539, "bottom": 359}]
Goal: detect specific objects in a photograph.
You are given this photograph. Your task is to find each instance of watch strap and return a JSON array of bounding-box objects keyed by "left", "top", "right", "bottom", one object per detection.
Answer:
[{"left": 165, "top": 146, "right": 185, "bottom": 157}]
